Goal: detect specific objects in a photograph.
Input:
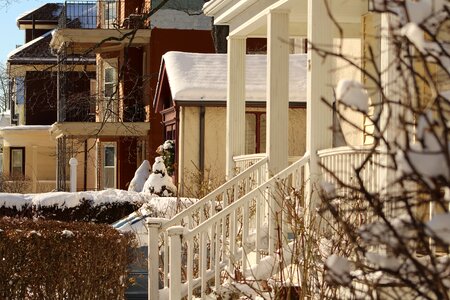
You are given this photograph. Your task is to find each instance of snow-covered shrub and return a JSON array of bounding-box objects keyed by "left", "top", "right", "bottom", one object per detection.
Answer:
[
  {"left": 0, "top": 218, "right": 135, "bottom": 298},
  {"left": 156, "top": 140, "right": 175, "bottom": 176},
  {"left": 142, "top": 157, "right": 177, "bottom": 197},
  {"left": 0, "top": 190, "right": 150, "bottom": 223}
]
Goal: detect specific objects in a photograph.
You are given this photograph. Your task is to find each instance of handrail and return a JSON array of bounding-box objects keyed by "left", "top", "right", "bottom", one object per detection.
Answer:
[
  {"left": 318, "top": 145, "right": 381, "bottom": 157},
  {"left": 160, "top": 156, "right": 268, "bottom": 231},
  {"left": 184, "top": 153, "right": 310, "bottom": 240}
]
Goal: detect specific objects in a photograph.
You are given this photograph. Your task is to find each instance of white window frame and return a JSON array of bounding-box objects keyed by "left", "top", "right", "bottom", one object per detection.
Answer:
[
  {"left": 102, "top": 142, "right": 117, "bottom": 189},
  {"left": 100, "top": 58, "right": 118, "bottom": 122}
]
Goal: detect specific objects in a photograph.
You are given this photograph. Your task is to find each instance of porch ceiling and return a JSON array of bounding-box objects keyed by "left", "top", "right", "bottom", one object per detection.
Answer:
[
  {"left": 50, "top": 29, "right": 151, "bottom": 54},
  {"left": 49, "top": 122, "right": 149, "bottom": 139},
  {"left": 204, "top": 0, "right": 368, "bottom": 37}
]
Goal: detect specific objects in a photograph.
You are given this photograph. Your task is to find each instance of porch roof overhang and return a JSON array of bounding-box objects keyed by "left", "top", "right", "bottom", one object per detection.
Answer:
[
  {"left": 204, "top": 0, "right": 368, "bottom": 37},
  {"left": 49, "top": 122, "right": 149, "bottom": 139},
  {"left": 50, "top": 28, "right": 151, "bottom": 54}
]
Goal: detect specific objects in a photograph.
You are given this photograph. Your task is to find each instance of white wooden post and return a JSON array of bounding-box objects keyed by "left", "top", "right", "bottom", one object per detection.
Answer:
[
  {"left": 226, "top": 36, "right": 246, "bottom": 178},
  {"left": 306, "top": 0, "right": 333, "bottom": 205},
  {"left": 69, "top": 157, "right": 78, "bottom": 192},
  {"left": 168, "top": 226, "right": 184, "bottom": 300},
  {"left": 147, "top": 219, "right": 161, "bottom": 300},
  {"left": 266, "top": 9, "right": 290, "bottom": 254}
]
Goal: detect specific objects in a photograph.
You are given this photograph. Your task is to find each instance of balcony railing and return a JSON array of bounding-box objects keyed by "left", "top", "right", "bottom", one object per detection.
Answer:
[{"left": 58, "top": 1, "right": 121, "bottom": 29}]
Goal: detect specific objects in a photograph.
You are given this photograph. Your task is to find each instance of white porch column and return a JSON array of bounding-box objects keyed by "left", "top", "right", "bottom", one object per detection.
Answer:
[
  {"left": 226, "top": 37, "right": 246, "bottom": 178},
  {"left": 306, "top": 0, "right": 333, "bottom": 200},
  {"left": 267, "top": 9, "right": 290, "bottom": 255},
  {"left": 267, "top": 10, "right": 289, "bottom": 175}
]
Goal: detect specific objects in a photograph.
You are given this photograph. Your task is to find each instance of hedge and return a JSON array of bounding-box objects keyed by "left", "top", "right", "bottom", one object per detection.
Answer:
[{"left": 0, "top": 218, "right": 136, "bottom": 299}]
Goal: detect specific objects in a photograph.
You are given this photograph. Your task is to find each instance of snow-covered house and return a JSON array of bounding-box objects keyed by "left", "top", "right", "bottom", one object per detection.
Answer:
[
  {"left": 143, "top": 0, "right": 450, "bottom": 298},
  {"left": 154, "top": 51, "right": 307, "bottom": 188},
  {"left": 48, "top": 0, "right": 216, "bottom": 191}
]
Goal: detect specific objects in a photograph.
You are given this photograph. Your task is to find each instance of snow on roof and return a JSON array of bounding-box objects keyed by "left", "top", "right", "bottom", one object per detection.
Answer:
[
  {"left": 0, "top": 125, "right": 52, "bottom": 131},
  {"left": 150, "top": 9, "right": 211, "bottom": 30},
  {"left": 162, "top": 51, "right": 307, "bottom": 102}
]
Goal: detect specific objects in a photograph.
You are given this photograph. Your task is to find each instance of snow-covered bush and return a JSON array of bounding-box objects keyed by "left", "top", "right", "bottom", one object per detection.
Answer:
[
  {"left": 142, "top": 157, "right": 177, "bottom": 197},
  {"left": 0, "top": 189, "right": 150, "bottom": 223},
  {"left": 156, "top": 140, "right": 175, "bottom": 176}
]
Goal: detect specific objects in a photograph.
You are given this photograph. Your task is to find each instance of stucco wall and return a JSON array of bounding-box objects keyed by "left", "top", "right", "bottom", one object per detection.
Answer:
[
  {"left": 2, "top": 129, "right": 56, "bottom": 192},
  {"left": 333, "top": 36, "right": 365, "bottom": 146},
  {"left": 178, "top": 106, "right": 306, "bottom": 195}
]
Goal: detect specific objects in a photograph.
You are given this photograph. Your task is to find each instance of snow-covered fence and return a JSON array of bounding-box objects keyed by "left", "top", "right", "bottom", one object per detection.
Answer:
[
  {"left": 163, "top": 154, "right": 309, "bottom": 299},
  {"left": 147, "top": 156, "right": 268, "bottom": 298}
]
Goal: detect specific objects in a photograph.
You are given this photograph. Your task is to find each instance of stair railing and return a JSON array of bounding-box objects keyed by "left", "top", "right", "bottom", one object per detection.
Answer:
[
  {"left": 147, "top": 156, "right": 268, "bottom": 299},
  {"left": 166, "top": 153, "right": 310, "bottom": 299}
]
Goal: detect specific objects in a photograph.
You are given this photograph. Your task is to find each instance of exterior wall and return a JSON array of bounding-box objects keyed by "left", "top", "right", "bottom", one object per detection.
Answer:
[
  {"left": 148, "top": 28, "right": 215, "bottom": 163},
  {"left": 204, "top": 107, "right": 227, "bottom": 181},
  {"left": 178, "top": 106, "right": 200, "bottom": 192},
  {"left": 178, "top": 105, "right": 306, "bottom": 195},
  {"left": 333, "top": 36, "right": 364, "bottom": 146},
  {"left": 2, "top": 129, "right": 56, "bottom": 193}
]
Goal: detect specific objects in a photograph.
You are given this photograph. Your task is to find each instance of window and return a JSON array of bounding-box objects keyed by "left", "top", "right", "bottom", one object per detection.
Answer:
[
  {"left": 245, "top": 112, "right": 266, "bottom": 154},
  {"left": 103, "top": 143, "right": 116, "bottom": 189},
  {"left": 101, "top": 59, "right": 118, "bottom": 122},
  {"left": 102, "top": 1, "right": 117, "bottom": 28},
  {"left": 10, "top": 147, "right": 25, "bottom": 177}
]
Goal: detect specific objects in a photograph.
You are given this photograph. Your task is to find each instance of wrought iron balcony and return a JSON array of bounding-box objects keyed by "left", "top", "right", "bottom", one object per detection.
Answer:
[{"left": 58, "top": 1, "right": 121, "bottom": 29}]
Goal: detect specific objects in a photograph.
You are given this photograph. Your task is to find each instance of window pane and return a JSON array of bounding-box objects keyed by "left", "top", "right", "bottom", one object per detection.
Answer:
[
  {"left": 105, "top": 68, "right": 115, "bottom": 83},
  {"left": 11, "top": 149, "right": 23, "bottom": 176},
  {"left": 104, "top": 167, "right": 115, "bottom": 188},
  {"left": 104, "top": 146, "right": 115, "bottom": 167},
  {"left": 245, "top": 114, "right": 256, "bottom": 154},
  {"left": 260, "top": 114, "right": 266, "bottom": 153},
  {"left": 104, "top": 83, "right": 115, "bottom": 97}
]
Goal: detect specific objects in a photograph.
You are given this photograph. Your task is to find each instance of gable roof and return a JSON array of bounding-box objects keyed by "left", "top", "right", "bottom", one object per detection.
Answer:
[
  {"left": 160, "top": 51, "right": 307, "bottom": 103},
  {"left": 17, "top": 3, "right": 62, "bottom": 26},
  {"left": 8, "top": 31, "right": 56, "bottom": 63}
]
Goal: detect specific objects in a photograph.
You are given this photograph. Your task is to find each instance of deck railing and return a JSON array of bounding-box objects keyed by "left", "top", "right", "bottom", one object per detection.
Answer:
[
  {"left": 147, "top": 156, "right": 269, "bottom": 299},
  {"left": 318, "top": 145, "right": 382, "bottom": 194},
  {"left": 58, "top": 1, "right": 120, "bottom": 29},
  {"left": 160, "top": 153, "right": 310, "bottom": 299}
]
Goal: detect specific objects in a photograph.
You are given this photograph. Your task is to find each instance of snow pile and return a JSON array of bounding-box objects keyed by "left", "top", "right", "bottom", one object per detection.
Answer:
[
  {"left": 128, "top": 160, "right": 151, "bottom": 192},
  {"left": 142, "top": 157, "right": 177, "bottom": 197},
  {"left": 336, "top": 79, "right": 369, "bottom": 113}
]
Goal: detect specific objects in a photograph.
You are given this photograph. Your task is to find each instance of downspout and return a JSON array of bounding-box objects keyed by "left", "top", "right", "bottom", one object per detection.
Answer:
[
  {"left": 199, "top": 106, "right": 205, "bottom": 175},
  {"left": 178, "top": 106, "right": 184, "bottom": 195}
]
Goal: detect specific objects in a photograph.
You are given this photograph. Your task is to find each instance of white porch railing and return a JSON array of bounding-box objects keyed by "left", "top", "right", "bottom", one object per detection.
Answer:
[
  {"left": 147, "top": 156, "right": 269, "bottom": 299},
  {"left": 318, "top": 146, "right": 382, "bottom": 194},
  {"left": 163, "top": 153, "right": 310, "bottom": 299},
  {"left": 234, "top": 154, "right": 302, "bottom": 175}
]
